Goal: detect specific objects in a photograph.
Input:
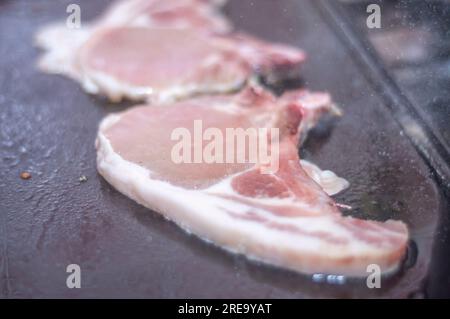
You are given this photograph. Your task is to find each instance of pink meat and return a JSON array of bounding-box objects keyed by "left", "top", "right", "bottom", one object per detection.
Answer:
[
  {"left": 97, "top": 0, "right": 231, "bottom": 32},
  {"left": 96, "top": 85, "right": 408, "bottom": 276},
  {"left": 36, "top": 0, "right": 305, "bottom": 102}
]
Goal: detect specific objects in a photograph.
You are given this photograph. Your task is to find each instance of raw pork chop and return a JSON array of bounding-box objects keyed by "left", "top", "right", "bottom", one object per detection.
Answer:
[
  {"left": 36, "top": 0, "right": 305, "bottom": 102},
  {"left": 76, "top": 27, "right": 305, "bottom": 101},
  {"left": 35, "top": 0, "right": 231, "bottom": 96},
  {"left": 96, "top": 85, "right": 408, "bottom": 276}
]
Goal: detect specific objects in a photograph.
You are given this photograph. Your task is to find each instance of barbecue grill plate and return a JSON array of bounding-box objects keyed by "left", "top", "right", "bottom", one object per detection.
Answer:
[{"left": 0, "top": 0, "right": 448, "bottom": 298}]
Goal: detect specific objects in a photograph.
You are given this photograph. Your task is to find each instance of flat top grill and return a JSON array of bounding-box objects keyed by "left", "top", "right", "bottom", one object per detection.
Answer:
[{"left": 0, "top": 0, "right": 448, "bottom": 298}]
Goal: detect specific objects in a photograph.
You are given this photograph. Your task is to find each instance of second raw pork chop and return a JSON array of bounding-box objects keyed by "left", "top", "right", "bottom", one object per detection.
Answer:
[
  {"left": 75, "top": 27, "right": 305, "bottom": 102},
  {"left": 96, "top": 85, "right": 408, "bottom": 277},
  {"left": 36, "top": 0, "right": 305, "bottom": 102}
]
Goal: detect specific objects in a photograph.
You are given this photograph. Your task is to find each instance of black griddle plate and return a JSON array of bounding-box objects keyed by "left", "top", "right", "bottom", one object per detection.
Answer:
[{"left": 0, "top": 0, "right": 448, "bottom": 298}]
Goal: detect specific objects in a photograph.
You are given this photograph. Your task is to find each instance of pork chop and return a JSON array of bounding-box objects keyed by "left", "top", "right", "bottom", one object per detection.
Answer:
[
  {"left": 76, "top": 27, "right": 305, "bottom": 102},
  {"left": 36, "top": 0, "right": 305, "bottom": 102},
  {"left": 35, "top": 0, "right": 230, "bottom": 94},
  {"left": 96, "top": 85, "right": 408, "bottom": 276}
]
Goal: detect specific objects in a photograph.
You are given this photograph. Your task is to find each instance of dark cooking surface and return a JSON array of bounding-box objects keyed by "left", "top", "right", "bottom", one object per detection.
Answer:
[
  {"left": 339, "top": 0, "right": 450, "bottom": 159},
  {"left": 0, "top": 0, "right": 448, "bottom": 298}
]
